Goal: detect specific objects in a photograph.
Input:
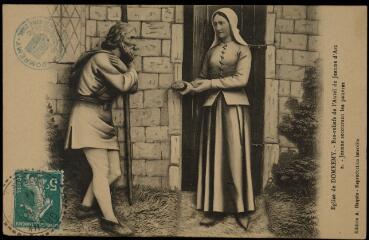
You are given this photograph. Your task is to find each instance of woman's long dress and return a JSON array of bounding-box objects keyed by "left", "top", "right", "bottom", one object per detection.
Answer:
[{"left": 196, "top": 41, "right": 255, "bottom": 213}]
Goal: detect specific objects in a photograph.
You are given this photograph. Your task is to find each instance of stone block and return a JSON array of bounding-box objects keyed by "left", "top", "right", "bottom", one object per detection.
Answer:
[
  {"left": 279, "top": 96, "right": 291, "bottom": 114},
  {"left": 161, "top": 141, "right": 170, "bottom": 159},
  {"left": 90, "top": 6, "right": 107, "bottom": 20},
  {"left": 162, "top": 40, "right": 171, "bottom": 57},
  {"left": 56, "top": 64, "right": 73, "bottom": 84},
  {"left": 170, "top": 135, "right": 181, "bottom": 165},
  {"left": 97, "top": 21, "right": 115, "bottom": 37},
  {"left": 174, "top": 63, "right": 182, "bottom": 82},
  {"left": 168, "top": 89, "right": 182, "bottom": 135},
  {"left": 142, "top": 22, "right": 171, "bottom": 39},
  {"left": 90, "top": 37, "right": 101, "bottom": 49},
  {"left": 276, "top": 49, "right": 293, "bottom": 65},
  {"left": 144, "top": 89, "right": 167, "bottom": 108},
  {"left": 171, "top": 24, "right": 184, "bottom": 63},
  {"left": 262, "top": 144, "right": 279, "bottom": 190},
  {"left": 46, "top": 83, "right": 72, "bottom": 100},
  {"left": 127, "top": 7, "right": 161, "bottom": 21},
  {"left": 133, "top": 142, "right": 161, "bottom": 160},
  {"left": 274, "top": 5, "right": 283, "bottom": 18},
  {"left": 294, "top": 20, "right": 319, "bottom": 35},
  {"left": 275, "top": 19, "right": 294, "bottom": 33},
  {"left": 128, "top": 21, "right": 141, "bottom": 37},
  {"left": 168, "top": 165, "right": 180, "bottom": 190},
  {"left": 162, "top": 7, "right": 175, "bottom": 22},
  {"left": 278, "top": 80, "right": 290, "bottom": 96},
  {"left": 282, "top": 6, "right": 307, "bottom": 19},
  {"left": 146, "top": 160, "right": 170, "bottom": 177},
  {"left": 291, "top": 81, "right": 304, "bottom": 98},
  {"left": 307, "top": 6, "right": 319, "bottom": 20},
  {"left": 265, "top": 46, "right": 276, "bottom": 78},
  {"left": 86, "top": 20, "right": 97, "bottom": 36},
  {"left": 56, "top": 100, "right": 73, "bottom": 114},
  {"left": 131, "top": 126, "right": 145, "bottom": 142},
  {"left": 280, "top": 34, "right": 307, "bottom": 50},
  {"left": 107, "top": 6, "right": 122, "bottom": 20},
  {"left": 267, "top": 5, "right": 274, "bottom": 13},
  {"left": 160, "top": 107, "right": 169, "bottom": 126},
  {"left": 293, "top": 50, "right": 319, "bottom": 67},
  {"left": 276, "top": 64, "right": 306, "bottom": 81},
  {"left": 263, "top": 79, "right": 279, "bottom": 143},
  {"left": 129, "top": 91, "right": 144, "bottom": 108},
  {"left": 274, "top": 33, "right": 281, "bottom": 48},
  {"left": 133, "top": 176, "right": 161, "bottom": 188},
  {"left": 265, "top": 13, "right": 275, "bottom": 45},
  {"left": 143, "top": 57, "right": 173, "bottom": 73},
  {"left": 146, "top": 126, "right": 169, "bottom": 142},
  {"left": 130, "top": 108, "right": 160, "bottom": 126},
  {"left": 133, "top": 56, "right": 142, "bottom": 72},
  {"left": 175, "top": 5, "right": 184, "bottom": 23},
  {"left": 159, "top": 73, "right": 174, "bottom": 88},
  {"left": 132, "top": 159, "right": 146, "bottom": 176},
  {"left": 308, "top": 36, "right": 320, "bottom": 51},
  {"left": 138, "top": 73, "right": 159, "bottom": 90},
  {"left": 135, "top": 39, "right": 161, "bottom": 56}
]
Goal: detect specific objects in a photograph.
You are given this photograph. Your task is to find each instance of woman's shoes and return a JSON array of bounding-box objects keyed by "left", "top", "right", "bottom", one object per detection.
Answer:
[
  {"left": 100, "top": 217, "right": 134, "bottom": 236},
  {"left": 199, "top": 213, "right": 224, "bottom": 227},
  {"left": 75, "top": 204, "right": 100, "bottom": 219},
  {"left": 236, "top": 214, "right": 250, "bottom": 230}
]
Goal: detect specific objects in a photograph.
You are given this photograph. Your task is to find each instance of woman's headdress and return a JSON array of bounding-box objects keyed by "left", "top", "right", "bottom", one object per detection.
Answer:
[{"left": 210, "top": 8, "right": 248, "bottom": 48}]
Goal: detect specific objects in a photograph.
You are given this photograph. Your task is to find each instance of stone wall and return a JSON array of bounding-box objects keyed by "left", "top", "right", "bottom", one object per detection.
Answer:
[
  {"left": 46, "top": 5, "right": 320, "bottom": 191},
  {"left": 262, "top": 5, "right": 320, "bottom": 188},
  {"left": 46, "top": 5, "right": 184, "bottom": 190}
]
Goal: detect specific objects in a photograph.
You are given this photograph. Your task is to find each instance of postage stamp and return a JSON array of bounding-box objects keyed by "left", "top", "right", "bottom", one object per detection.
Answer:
[
  {"left": 13, "top": 16, "right": 64, "bottom": 69},
  {"left": 13, "top": 170, "right": 63, "bottom": 231}
]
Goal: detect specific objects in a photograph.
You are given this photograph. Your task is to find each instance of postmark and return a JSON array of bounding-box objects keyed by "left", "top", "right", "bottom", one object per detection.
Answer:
[
  {"left": 3, "top": 169, "right": 65, "bottom": 236},
  {"left": 13, "top": 17, "right": 65, "bottom": 69}
]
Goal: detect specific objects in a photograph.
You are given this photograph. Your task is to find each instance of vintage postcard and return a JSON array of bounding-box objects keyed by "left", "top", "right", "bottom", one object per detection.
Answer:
[{"left": 3, "top": 4, "right": 367, "bottom": 238}]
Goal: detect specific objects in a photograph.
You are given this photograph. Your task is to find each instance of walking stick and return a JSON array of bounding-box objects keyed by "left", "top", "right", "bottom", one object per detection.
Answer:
[{"left": 123, "top": 94, "right": 133, "bottom": 205}]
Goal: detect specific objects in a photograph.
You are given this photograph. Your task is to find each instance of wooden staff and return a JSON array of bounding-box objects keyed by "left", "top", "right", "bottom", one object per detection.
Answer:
[{"left": 123, "top": 94, "right": 133, "bottom": 205}]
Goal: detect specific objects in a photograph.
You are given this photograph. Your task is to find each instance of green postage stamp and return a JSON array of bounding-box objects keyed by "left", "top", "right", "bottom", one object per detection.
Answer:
[{"left": 14, "top": 170, "right": 63, "bottom": 229}]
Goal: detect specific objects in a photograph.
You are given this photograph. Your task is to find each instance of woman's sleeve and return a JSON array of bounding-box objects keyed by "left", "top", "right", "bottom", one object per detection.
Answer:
[
  {"left": 210, "top": 45, "right": 252, "bottom": 89},
  {"left": 198, "top": 50, "right": 210, "bottom": 79},
  {"left": 92, "top": 54, "right": 138, "bottom": 92}
]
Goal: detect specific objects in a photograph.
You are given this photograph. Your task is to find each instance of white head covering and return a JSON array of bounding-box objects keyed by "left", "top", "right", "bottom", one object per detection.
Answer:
[{"left": 210, "top": 8, "right": 248, "bottom": 48}]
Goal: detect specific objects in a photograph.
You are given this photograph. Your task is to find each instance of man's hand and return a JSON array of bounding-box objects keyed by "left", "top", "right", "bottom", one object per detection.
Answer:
[{"left": 109, "top": 55, "right": 128, "bottom": 73}]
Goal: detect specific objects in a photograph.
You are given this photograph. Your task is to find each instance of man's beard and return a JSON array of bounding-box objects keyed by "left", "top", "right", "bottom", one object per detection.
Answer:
[{"left": 119, "top": 44, "right": 134, "bottom": 65}]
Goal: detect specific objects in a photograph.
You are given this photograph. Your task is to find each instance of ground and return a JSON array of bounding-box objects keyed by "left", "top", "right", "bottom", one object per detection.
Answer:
[{"left": 55, "top": 180, "right": 274, "bottom": 237}]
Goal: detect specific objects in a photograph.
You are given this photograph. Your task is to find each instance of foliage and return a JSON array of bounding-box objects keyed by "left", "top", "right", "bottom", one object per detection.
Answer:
[{"left": 273, "top": 62, "right": 321, "bottom": 193}]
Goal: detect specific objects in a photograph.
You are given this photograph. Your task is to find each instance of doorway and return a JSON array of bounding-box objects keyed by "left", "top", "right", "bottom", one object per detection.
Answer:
[{"left": 181, "top": 5, "right": 266, "bottom": 194}]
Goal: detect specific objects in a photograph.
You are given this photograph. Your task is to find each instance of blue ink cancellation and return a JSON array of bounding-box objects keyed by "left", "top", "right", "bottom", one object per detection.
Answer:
[{"left": 14, "top": 17, "right": 65, "bottom": 69}]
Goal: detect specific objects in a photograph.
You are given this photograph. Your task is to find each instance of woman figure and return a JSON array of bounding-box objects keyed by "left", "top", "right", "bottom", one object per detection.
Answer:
[
  {"left": 64, "top": 22, "right": 138, "bottom": 236},
  {"left": 179, "top": 8, "right": 255, "bottom": 229}
]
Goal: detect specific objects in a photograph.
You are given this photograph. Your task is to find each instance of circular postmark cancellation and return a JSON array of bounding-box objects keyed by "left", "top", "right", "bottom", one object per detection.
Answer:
[
  {"left": 13, "top": 17, "right": 65, "bottom": 70},
  {"left": 3, "top": 169, "right": 65, "bottom": 236}
]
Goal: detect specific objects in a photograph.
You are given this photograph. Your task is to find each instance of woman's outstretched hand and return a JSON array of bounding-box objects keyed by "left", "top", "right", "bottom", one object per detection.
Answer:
[
  {"left": 178, "top": 82, "right": 195, "bottom": 95},
  {"left": 191, "top": 79, "right": 212, "bottom": 93}
]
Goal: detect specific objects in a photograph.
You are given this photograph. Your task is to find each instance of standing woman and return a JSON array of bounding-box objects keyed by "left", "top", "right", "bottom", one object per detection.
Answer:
[
  {"left": 64, "top": 22, "right": 138, "bottom": 236},
  {"left": 179, "top": 8, "right": 255, "bottom": 229}
]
